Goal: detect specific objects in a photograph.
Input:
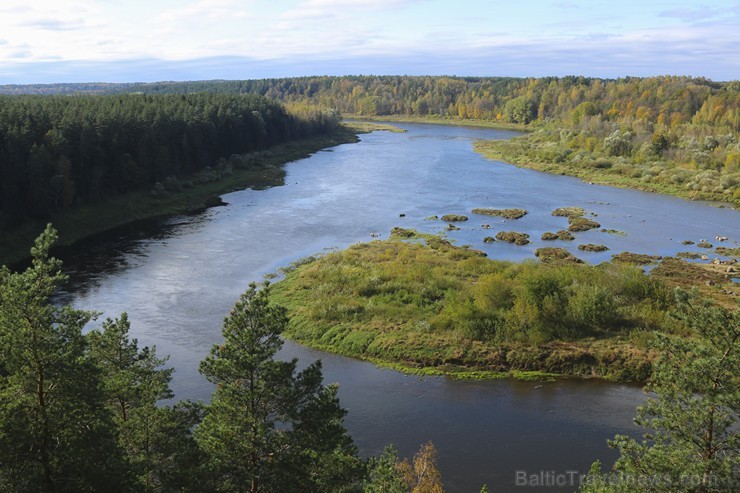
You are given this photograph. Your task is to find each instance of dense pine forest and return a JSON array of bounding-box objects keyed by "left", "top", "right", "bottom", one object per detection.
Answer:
[{"left": 0, "top": 93, "right": 339, "bottom": 228}]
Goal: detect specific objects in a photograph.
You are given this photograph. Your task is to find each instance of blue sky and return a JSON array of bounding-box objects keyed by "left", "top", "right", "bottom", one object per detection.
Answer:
[{"left": 0, "top": 0, "right": 738, "bottom": 83}]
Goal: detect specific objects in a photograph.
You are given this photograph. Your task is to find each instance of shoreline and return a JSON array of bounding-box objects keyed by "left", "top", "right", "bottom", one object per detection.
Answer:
[
  {"left": 349, "top": 114, "right": 737, "bottom": 208},
  {"left": 0, "top": 124, "right": 373, "bottom": 267},
  {"left": 343, "top": 113, "right": 529, "bottom": 132},
  {"left": 474, "top": 139, "right": 739, "bottom": 209},
  {"left": 279, "top": 328, "right": 655, "bottom": 384}
]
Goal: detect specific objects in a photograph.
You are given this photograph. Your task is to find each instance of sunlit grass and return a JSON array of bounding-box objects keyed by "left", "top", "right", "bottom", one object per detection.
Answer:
[{"left": 271, "top": 235, "right": 699, "bottom": 381}]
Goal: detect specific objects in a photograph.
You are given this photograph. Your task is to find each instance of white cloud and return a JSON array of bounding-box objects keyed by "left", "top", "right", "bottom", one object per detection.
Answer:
[
  {"left": 282, "top": 0, "right": 422, "bottom": 21},
  {"left": 659, "top": 7, "right": 722, "bottom": 21},
  {"left": 153, "top": 0, "right": 250, "bottom": 27},
  {"left": 21, "top": 18, "right": 89, "bottom": 31},
  {"left": 0, "top": 0, "right": 737, "bottom": 81}
]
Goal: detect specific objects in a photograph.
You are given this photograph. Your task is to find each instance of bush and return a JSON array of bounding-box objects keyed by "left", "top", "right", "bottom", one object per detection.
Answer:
[
  {"left": 471, "top": 208, "right": 528, "bottom": 219},
  {"left": 495, "top": 231, "right": 530, "bottom": 245},
  {"left": 162, "top": 175, "right": 182, "bottom": 192},
  {"left": 568, "top": 217, "right": 601, "bottom": 232},
  {"left": 440, "top": 214, "right": 468, "bottom": 222}
]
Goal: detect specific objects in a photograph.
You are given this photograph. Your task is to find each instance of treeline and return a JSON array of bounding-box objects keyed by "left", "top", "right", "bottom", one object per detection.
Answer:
[
  {"left": 0, "top": 226, "right": 452, "bottom": 493},
  {"left": 209, "top": 75, "right": 737, "bottom": 201},
  {"left": 0, "top": 93, "right": 339, "bottom": 228},
  {"left": 6, "top": 75, "right": 734, "bottom": 131},
  {"left": 5, "top": 76, "right": 735, "bottom": 201},
  {"left": 5, "top": 76, "right": 735, "bottom": 129}
]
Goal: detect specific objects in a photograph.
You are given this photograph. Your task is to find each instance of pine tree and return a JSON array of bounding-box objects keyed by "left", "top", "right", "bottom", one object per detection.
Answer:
[
  {"left": 195, "top": 282, "right": 362, "bottom": 493},
  {"left": 89, "top": 313, "right": 202, "bottom": 492},
  {"left": 581, "top": 289, "right": 738, "bottom": 493},
  {"left": 0, "top": 224, "right": 130, "bottom": 492}
]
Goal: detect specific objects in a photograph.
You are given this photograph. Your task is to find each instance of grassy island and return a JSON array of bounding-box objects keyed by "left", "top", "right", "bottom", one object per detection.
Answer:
[
  {"left": 471, "top": 208, "right": 528, "bottom": 219},
  {"left": 272, "top": 233, "right": 736, "bottom": 382}
]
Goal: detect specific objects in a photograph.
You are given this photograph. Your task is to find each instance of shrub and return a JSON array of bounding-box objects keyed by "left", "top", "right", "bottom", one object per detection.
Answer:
[
  {"left": 568, "top": 217, "right": 601, "bottom": 232},
  {"left": 495, "top": 231, "right": 530, "bottom": 245},
  {"left": 471, "top": 208, "right": 528, "bottom": 219},
  {"left": 578, "top": 244, "right": 609, "bottom": 252},
  {"left": 440, "top": 214, "right": 468, "bottom": 222}
]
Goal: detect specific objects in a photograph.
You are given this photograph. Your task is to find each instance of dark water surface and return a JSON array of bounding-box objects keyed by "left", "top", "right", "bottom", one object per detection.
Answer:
[{"left": 56, "top": 123, "right": 738, "bottom": 492}]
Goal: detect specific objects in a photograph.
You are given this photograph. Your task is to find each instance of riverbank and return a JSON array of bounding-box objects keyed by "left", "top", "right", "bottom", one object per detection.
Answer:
[
  {"left": 474, "top": 133, "right": 739, "bottom": 207},
  {"left": 351, "top": 115, "right": 738, "bottom": 207},
  {"left": 343, "top": 114, "right": 528, "bottom": 132},
  {"left": 0, "top": 123, "right": 384, "bottom": 267}
]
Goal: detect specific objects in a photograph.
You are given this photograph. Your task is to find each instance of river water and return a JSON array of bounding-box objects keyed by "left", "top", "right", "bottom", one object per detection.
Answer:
[{"left": 54, "top": 123, "right": 738, "bottom": 491}]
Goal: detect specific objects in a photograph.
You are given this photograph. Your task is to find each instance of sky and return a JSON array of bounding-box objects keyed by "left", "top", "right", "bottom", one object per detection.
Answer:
[{"left": 0, "top": 0, "right": 738, "bottom": 84}]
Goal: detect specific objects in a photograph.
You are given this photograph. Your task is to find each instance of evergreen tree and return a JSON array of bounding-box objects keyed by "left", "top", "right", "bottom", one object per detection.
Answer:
[
  {"left": 195, "top": 282, "right": 362, "bottom": 493},
  {"left": 0, "top": 224, "right": 130, "bottom": 492},
  {"left": 89, "top": 313, "right": 202, "bottom": 492},
  {"left": 581, "top": 289, "right": 738, "bottom": 493}
]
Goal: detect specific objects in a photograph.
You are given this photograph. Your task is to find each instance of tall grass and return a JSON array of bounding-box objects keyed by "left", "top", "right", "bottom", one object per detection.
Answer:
[{"left": 271, "top": 238, "right": 684, "bottom": 381}]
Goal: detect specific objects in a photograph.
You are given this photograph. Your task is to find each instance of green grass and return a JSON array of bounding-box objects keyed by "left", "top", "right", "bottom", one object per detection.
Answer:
[
  {"left": 716, "top": 246, "right": 740, "bottom": 257},
  {"left": 440, "top": 214, "right": 468, "bottom": 222},
  {"left": 343, "top": 114, "right": 528, "bottom": 131},
  {"left": 474, "top": 137, "right": 739, "bottom": 206},
  {"left": 0, "top": 127, "right": 360, "bottom": 266},
  {"left": 612, "top": 252, "right": 662, "bottom": 265},
  {"left": 270, "top": 235, "right": 721, "bottom": 382},
  {"left": 343, "top": 121, "right": 407, "bottom": 133},
  {"left": 471, "top": 208, "right": 528, "bottom": 219},
  {"left": 510, "top": 370, "right": 560, "bottom": 382}
]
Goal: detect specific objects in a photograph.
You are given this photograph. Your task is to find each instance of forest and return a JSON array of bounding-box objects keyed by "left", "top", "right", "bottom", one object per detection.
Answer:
[
  {"left": 0, "top": 93, "right": 339, "bottom": 229},
  {"left": 3, "top": 76, "right": 736, "bottom": 203}
]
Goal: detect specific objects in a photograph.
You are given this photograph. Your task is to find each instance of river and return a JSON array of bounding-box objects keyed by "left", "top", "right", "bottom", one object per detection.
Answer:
[{"left": 54, "top": 122, "right": 738, "bottom": 492}]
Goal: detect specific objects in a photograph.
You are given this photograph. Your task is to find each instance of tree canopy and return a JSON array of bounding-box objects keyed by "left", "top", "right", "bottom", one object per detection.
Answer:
[
  {"left": 581, "top": 290, "right": 739, "bottom": 492},
  {"left": 0, "top": 93, "right": 339, "bottom": 228}
]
